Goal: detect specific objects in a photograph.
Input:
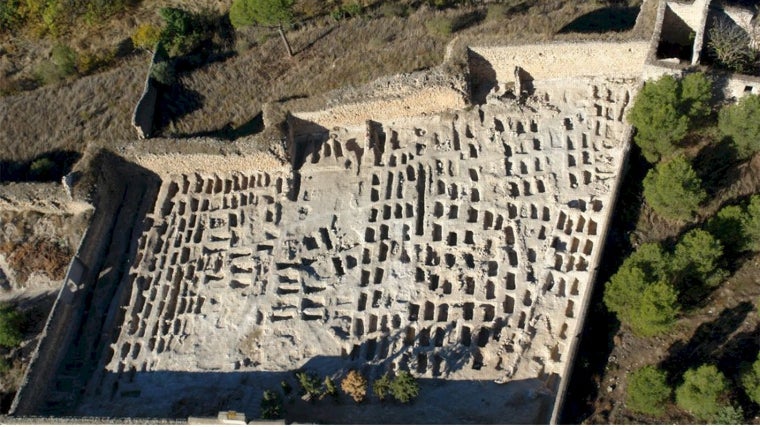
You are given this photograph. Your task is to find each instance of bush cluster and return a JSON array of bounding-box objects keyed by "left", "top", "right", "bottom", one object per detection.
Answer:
[
  {"left": 604, "top": 228, "right": 726, "bottom": 336},
  {"left": 626, "top": 365, "right": 671, "bottom": 415},
  {"left": 642, "top": 154, "right": 706, "bottom": 221},
  {"left": 675, "top": 364, "right": 727, "bottom": 422}
]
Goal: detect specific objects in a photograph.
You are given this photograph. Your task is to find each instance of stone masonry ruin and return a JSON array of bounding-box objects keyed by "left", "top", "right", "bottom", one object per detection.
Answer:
[{"left": 15, "top": 0, "right": 753, "bottom": 422}]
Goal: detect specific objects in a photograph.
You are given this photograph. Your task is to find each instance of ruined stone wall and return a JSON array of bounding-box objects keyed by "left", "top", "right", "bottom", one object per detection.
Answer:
[
  {"left": 467, "top": 41, "right": 649, "bottom": 87},
  {"left": 721, "top": 73, "right": 760, "bottom": 99},
  {"left": 131, "top": 49, "right": 161, "bottom": 140},
  {"left": 290, "top": 85, "right": 467, "bottom": 131}
]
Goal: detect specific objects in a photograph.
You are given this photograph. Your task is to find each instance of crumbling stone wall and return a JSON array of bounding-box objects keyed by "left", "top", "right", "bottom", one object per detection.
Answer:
[
  {"left": 468, "top": 41, "right": 649, "bottom": 88},
  {"left": 131, "top": 49, "right": 162, "bottom": 140}
]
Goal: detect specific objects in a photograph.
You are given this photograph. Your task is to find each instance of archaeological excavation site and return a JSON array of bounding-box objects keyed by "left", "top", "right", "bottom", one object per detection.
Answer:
[{"left": 2, "top": 0, "right": 756, "bottom": 423}]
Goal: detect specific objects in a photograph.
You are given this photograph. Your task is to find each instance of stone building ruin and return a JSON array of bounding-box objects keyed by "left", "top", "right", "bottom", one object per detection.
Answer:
[{"left": 5, "top": 0, "right": 758, "bottom": 424}]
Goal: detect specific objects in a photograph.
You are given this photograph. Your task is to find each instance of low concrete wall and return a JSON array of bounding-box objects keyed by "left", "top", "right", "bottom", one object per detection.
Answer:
[
  {"left": 468, "top": 41, "right": 650, "bottom": 86},
  {"left": 131, "top": 48, "right": 162, "bottom": 139}
]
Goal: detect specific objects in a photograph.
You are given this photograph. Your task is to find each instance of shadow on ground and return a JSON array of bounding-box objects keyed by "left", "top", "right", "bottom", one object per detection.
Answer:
[
  {"left": 559, "top": 7, "right": 639, "bottom": 34},
  {"left": 0, "top": 150, "right": 81, "bottom": 183},
  {"left": 72, "top": 362, "right": 557, "bottom": 424},
  {"left": 659, "top": 301, "right": 754, "bottom": 385},
  {"left": 559, "top": 145, "right": 648, "bottom": 423}
]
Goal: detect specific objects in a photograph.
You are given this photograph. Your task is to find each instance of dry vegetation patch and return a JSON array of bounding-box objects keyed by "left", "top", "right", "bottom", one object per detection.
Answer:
[{"left": 0, "top": 238, "right": 73, "bottom": 285}]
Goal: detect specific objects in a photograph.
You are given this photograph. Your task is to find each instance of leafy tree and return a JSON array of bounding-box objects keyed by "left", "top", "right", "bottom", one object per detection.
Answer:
[
  {"left": 372, "top": 372, "right": 392, "bottom": 400},
  {"left": 626, "top": 365, "right": 671, "bottom": 415},
  {"left": 628, "top": 75, "right": 689, "bottom": 163},
  {"left": 260, "top": 389, "right": 282, "bottom": 419},
  {"left": 389, "top": 370, "right": 419, "bottom": 403},
  {"left": 643, "top": 155, "right": 706, "bottom": 221},
  {"left": 676, "top": 364, "right": 728, "bottom": 422},
  {"left": 741, "top": 352, "right": 760, "bottom": 405},
  {"left": 341, "top": 370, "right": 367, "bottom": 403},
  {"left": 719, "top": 94, "right": 760, "bottom": 160},
  {"left": 707, "top": 204, "right": 746, "bottom": 255},
  {"left": 229, "top": 0, "right": 294, "bottom": 56},
  {"left": 0, "top": 304, "right": 22, "bottom": 348},
  {"left": 743, "top": 195, "right": 760, "bottom": 251},
  {"left": 672, "top": 229, "right": 727, "bottom": 288}
]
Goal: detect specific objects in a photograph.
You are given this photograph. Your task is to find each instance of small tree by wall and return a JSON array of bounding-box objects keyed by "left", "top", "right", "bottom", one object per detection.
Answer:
[
  {"left": 719, "top": 94, "right": 760, "bottom": 160},
  {"left": 372, "top": 372, "right": 392, "bottom": 401},
  {"left": 389, "top": 370, "right": 419, "bottom": 403},
  {"left": 643, "top": 155, "right": 706, "bottom": 221}
]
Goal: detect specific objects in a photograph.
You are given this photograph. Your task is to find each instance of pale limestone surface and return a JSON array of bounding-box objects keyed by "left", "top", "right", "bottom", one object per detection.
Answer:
[
  {"left": 78, "top": 75, "right": 636, "bottom": 419},
  {"left": 469, "top": 41, "right": 650, "bottom": 86}
]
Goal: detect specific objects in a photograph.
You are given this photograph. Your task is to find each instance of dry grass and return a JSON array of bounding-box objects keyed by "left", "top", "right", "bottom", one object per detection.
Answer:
[
  {"left": 0, "top": 54, "right": 147, "bottom": 163},
  {"left": 161, "top": 0, "right": 647, "bottom": 137},
  {"left": 1, "top": 0, "right": 650, "bottom": 161},
  {"left": 0, "top": 238, "right": 73, "bottom": 285}
]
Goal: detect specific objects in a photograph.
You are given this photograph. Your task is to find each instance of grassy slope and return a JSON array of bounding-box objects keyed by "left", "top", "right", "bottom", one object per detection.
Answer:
[{"left": 1, "top": 0, "right": 648, "bottom": 163}]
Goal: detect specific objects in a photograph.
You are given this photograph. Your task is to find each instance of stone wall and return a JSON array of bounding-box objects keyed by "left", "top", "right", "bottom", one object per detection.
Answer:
[
  {"left": 131, "top": 48, "right": 162, "bottom": 140},
  {"left": 467, "top": 41, "right": 650, "bottom": 87}
]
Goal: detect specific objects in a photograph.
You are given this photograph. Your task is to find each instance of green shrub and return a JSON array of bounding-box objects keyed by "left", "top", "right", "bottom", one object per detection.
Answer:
[
  {"left": 714, "top": 405, "right": 745, "bottom": 424},
  {"left": 719, "top": 94, "right": 760, "bottom": 160},
  {"left": 150, "top": 60, "right": 176, "bottom": 86},
  {"left": 323, "top": 376, "right": 337, "bottom": 398},
  {"left": 389, "top": 370, "right": 419, "bottom": 403},
  {"left": 741, "top": 352, "right": 760, "bottom": 405},
  {"left": 626, "top": 365, "right": 671, "bottom": 415},
  {"left": 643, "top": 155, "right": 706, "bottom": 221},
  {"left": 260, "top": 389, "right": 282, "bottom": 419},
  {"left": 672, "top": 229, "right": 726, "bottom": 288},
  {"left": 52, "top": 44, "right": 77, "bottom": 76},
  {"left": 707, "top": 204, "right": 746, "bottom": 254},
  {"left": 29, "top": 157, "right": 56, "bottom": 180},
  {"left": 295, "top": 371, "right": 322, "bottom": 398},
  {"left": 743, "top": 195, "right": 760, "bottom": 252},
  {"left": 676, "top": 365, "right": 728, "bottom": 421},
  {"left": 0, "top": 304, "right": 22, "bottom": 348},
  {"left": 230, "top": 0, "right": 294, "bottom": 28},
  {"left": 159, "top": 7, "right": 213, "bottom": 57},
  {"left": 372, "top": 372, "right": 392, "bottom": 400},
  {"left": 632, "top": 280, "right": 680, "bottom": 336},
  {"left": 425, "top": 16, "right": 453, "bottom": 37}
]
